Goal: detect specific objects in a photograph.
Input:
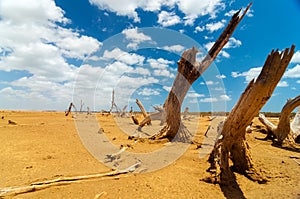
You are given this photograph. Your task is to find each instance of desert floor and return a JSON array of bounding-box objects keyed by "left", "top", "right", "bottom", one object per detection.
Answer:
[{"left": 0, "top": 111, "right": 299, "bottom": 198}]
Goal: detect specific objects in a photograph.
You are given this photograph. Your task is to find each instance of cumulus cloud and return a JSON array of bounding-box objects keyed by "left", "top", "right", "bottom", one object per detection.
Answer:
[
  {"left": 225, "top": 8, "right": 254, "bottom": 17},
  {"left": 89, "top": 0, "right": 225, "bottom": 25},
  {"left": 216, "top": 74, "right": 226, "bottom": 79},
  {"left": 205, "top": 19, "right": 226, "bottom": 33},
  {"left": 220, "top": 94, "right": 231, "bottom": 101},
  {"left": 200, "top": 97, "right": 218, "bottom": 103},
  {"left": 291, "top": 51, "right": 300, "bottom": 63},
  {"left": 161, "top": 45, "right": 185, "bottom": 53},
  {"left": 187, "top": 91, "right": 205, "bottom": 98},
  {"left": 163, "top": 86, "right": 172, "bottom": 92},
  {"left": 200, "top": 81, "right": 215, "bottom": 85},
  {"left": 224, "top": 37, "right": 242, "bottom": 49},
  {"left": 284, "top": 64, "right": 300, "bottom": 78},
  {"left": 277, "top": 81, "right": 289, "bottom": 87},
  {"left": 102, "top": 48, "right": 145, "bottom": 65},
  {"left": 147, "top": 58, "right": 174, "bottom": 69},
  {"left": 122, "top": 27, "right": 152, "bottom": 50},
  {"left": 194, "top": 26, "right": 205, "bottom": 33},
  {"left": 231, "top": 67, "right": 262, "bottom": 82},
  {"left": 0, "top": 0, "right": 101, "bottom": 83},
  {"left": 138, "top": 88, "right": 160, "bottom": 96},
  {"left": 158, "top": 11, "right": 181, "bottom": 27}
]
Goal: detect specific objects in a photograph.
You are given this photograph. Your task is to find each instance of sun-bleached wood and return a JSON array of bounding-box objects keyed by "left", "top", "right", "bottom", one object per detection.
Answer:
[
  {"left": 207, "top": 45, "right": 295, "bottom": 184},
  {"left": 259, "top": 95, "right": 300, "bottom": 144}
]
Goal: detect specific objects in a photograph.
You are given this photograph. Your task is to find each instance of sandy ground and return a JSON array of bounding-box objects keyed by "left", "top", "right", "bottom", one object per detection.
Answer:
[{"left": 0, "top": 111, "right": 299, "bottom": 198}]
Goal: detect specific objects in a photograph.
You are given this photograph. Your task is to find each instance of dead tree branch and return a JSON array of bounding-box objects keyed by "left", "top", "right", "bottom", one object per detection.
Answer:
[{"left": 259, "top": 95, "right": 300, "bottom": 144}]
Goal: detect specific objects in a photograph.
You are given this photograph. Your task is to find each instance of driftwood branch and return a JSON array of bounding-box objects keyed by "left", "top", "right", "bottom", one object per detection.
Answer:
[
  {"left": 0, "top": 164, "right": 141, "bottom": 197},
  {"left": 259, "top": 95, "right": 300, "bottom": 144}
]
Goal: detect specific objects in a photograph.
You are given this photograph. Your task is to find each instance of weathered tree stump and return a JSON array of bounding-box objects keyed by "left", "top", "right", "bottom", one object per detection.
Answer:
[
  {"left": 207, "top": 45, "right": 295, "bottom": 184},
  {"left": 148, "top": 3, "right": 252, "bottom": 142}
]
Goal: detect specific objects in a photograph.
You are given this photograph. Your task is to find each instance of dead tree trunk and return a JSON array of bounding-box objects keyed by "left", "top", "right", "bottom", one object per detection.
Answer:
[
  {"left": 150, "top": 3, "right": 252, "bottom": 142},
  {"left": 259, "top": 95, "right": 300, "bottom": 145},
  {"left": 207, "top": 46, "right": 295, "bottom": 184},
  {"left": 109, "top": 89, "right": 120, "bottom": 113},
  {"left": 80, "top": 100, "right": 84, "bottom": 113},
  {"left": 136, "top": 99, "right": 151, "bottom": 125},
  {"left": 65, "top": 102, "right": 77, "bottom": 116}
]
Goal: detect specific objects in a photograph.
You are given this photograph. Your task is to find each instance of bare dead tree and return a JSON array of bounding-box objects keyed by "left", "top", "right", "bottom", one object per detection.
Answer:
[
  {"left": 182, "top": 107, "right": 191, "bottom": 121},
  {"left": 136, "top": 99, "right": 151, "bottom": 125},
  {"left": 120, "top": 105, "right": 128, "bottom": 117},
  {"left": 109, "top": 89, "right": 120, "bottom": 113},
  {"left": 258, "top": 95, "right": 300, "bottom": 145},
  {"left": 80, "top": 100, "right": 84, "bottom": 113},
  {"left": 207, "top": 46, "right": 295, "bottom": 185},
  {"left": 141, "top": 3, "right": 253, "bottom": 142},
  {"left": 65, "top": 102, "right": 77, "bottom": 116}
]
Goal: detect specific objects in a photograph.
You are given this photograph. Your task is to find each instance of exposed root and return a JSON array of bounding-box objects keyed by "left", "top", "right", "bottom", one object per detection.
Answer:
[
  {"left": 207, "top": 138, "right": 267, "bottom": 185},
  {"left": 149, "top": 124, "right": 193, "bottom": 143}
]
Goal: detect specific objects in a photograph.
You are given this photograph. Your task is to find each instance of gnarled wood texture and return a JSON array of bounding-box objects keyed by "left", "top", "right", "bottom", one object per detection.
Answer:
[
  {"left": 259, "top": 95, "right": 300, "bottom": 144},
  {"left": 208, "top": 45, "right": 295, "bottom": 184},
  {"left": 149, "top": 3, "right": 252, "bottom": 142}
]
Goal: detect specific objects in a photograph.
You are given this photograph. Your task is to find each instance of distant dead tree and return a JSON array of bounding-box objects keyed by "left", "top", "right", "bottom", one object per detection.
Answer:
[
  {"left": 135, "top": 99, "right": 151, "bottom": 125},
  {"left": 134, "top": 3, "right": 252, "bottom": 142},
  {"left": 65, "top": 102, "right": 77, "bottom": 116},
  {"left": 120, "top": 105, "right": 128, "bottom": 117},
  {"left": 109, "top": 89, "right": 120, "bottom": 114},
  {"left": 80, "top": 100, "right": 84, "bottom": 113},
  {"left": 259, "top": 95, "right": 300, "bottom": 145},
  {"left": 207, "top": 46, "right": 295, "bottom": 185},
  {"left": 182, "top": 107, "right": 192, "bottom": 121}
]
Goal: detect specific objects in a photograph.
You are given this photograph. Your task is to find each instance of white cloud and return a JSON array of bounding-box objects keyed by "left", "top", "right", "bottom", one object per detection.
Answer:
[
  {"left": 177, "top": 0, "right": 224, "bottom": 19},
  {"left": 153, "top": 69, "right": 175, "bottom": 78},
  {"left": 297, "top": 80, "right": 300, "bottom": 84},
  {"left": 204, "top": 42, "right": 215, "bottom": 51},
  {"left": 130, "top": 67, "right": 151, "bottom": 75},
  {"left": 194, "top": 26, "right": 205, "bottom": 33},
  {"left": 163, "top": 86, "right": 172, "bottom": 92},
  {"left": 200, "top": 97, "right": 218, "bottom": 103},
  {"left": 231, "top": 67, "right": 262, "bottom": 82},
  {"left": 187, "top": 91, "right": 204, "bottom": 98},
  {"left": 200, "top": 80, "right": 215, "bottom": 85},
  {"left": 224, "top": 37, "right": 242, "bottom": 49},
  {"left": 0, "top": 0, "right": 101, "bottom": 83},
  {"left": 89, "top": 0, "right": 225, "bottom": 24},
  {"left": 225, "top": 8, "right": 254, "bottom": 17},
  {"left": 102, "top": 48, "right": 145, "bottom": 65},
  {"left": 284, "top": 64, "right": 300, "bottom": 78},
  {"left": 183, "top": 15, "right": 197, "bottom": 26},
  {"left": 216, "top": 74, "right": 226, "bottom": 79},
  {"left": 220, "top": 94, "right": 231, "bottom": 101},
  {"left": 138, "top": 88, "right": 160, "bottom": 96},
  {"left": 122, "top": 27, "right": 152, "bottom": 50},
  {"left": 157, "top": 11, "right": 181, "bottom": 27},
  {"left": 277, "top": 81, "right": 289, "bottom": 87},
  {"left": 220, "top": 50, "right": 230, "bottom": 58},
  {"left": 162, "top": 45, "right": 185, "bottom": 53},
  {"left": 291, "top": 51, "right": 300, "bottom": 63},
  {"left": 205, "top": 20, "right": 226, "bottom": 33},
  {"left": 147, "top": 58, "right": 174, "bottom": 69}
]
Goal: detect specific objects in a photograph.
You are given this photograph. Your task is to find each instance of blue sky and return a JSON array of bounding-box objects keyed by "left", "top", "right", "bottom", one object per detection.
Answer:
[{"left": 0, "top": 0, "right": 299, "bottom": 112}]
